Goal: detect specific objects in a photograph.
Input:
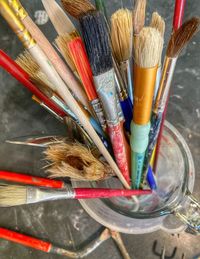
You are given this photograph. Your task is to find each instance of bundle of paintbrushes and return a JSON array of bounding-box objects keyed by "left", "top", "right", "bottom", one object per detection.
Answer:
[{"left": 0, "top": 0, "right": 199, "bottom": 193}]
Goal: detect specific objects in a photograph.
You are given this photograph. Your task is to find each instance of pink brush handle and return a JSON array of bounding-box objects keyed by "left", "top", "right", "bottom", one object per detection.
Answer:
[
  {"left": 173, "top": 0, "right": 186, "bottom": 31},
  {"left": 74, "top": 188, "right": 152, "bottom": 199},
  {"left": 108, "top": 123, "right": 131, "bottom": 185},
  {"left": 0, "top": 227, "right": 52, "bottom": 252},
  {"left": 0, "top": 171, "right": 64, "bottom": 189}
]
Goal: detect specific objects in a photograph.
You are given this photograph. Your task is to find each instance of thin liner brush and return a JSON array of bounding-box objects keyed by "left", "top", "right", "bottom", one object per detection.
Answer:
[
  {"left": 7, "top": 0, "right": 91, "bottom": 112},
  {"left": 0, "top": 2, "right": 129, "bottom": 189},
  {"left": 80, "top": 11, "right": 131, "bottom": 185},
  {"left": 131, "top": 27, "right": 163, "bottom": 189}
]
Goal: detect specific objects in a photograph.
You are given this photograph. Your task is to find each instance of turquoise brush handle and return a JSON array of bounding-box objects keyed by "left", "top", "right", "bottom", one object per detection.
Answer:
[{"left": 130, "top": 122, "right": 151, "bottom": 189}]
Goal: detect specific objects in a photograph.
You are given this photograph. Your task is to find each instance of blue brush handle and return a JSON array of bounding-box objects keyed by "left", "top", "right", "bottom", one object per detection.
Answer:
[
  {"left": 130, "top": 122, "right": 151, "bottom": 189},
  {"left": 146, "top": 166, "right": 157, "bottom": 190},
  {"left": 120, "top": 97, "right": 133, "bottom": 132}
]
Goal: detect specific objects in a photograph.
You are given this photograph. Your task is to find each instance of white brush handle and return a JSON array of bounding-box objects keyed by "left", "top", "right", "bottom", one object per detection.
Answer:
[{"left": 29, "top": 44, "right": 130, "bottom": 189}]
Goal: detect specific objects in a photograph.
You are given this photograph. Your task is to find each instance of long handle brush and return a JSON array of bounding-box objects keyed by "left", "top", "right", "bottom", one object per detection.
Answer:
[{"left": 0, "top": 1, "right": 129, "bottom": 189}]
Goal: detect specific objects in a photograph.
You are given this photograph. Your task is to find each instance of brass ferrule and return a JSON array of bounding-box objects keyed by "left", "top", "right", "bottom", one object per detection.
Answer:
[
  {"left": 0, "top": 0, "right": 35, "bottom": 48},
  {"left": 133, "top": 65, "right": 158, "bottom": 125},
  {"left": 7, "top": 0, "right": 27, "bottom": 20}
]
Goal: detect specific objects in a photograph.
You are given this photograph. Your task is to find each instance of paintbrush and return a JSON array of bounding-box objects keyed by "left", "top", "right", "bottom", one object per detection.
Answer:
[
  {"left": 147, "top": 17, "right": 200, "bottom": 174},
  {"left": 42, "top": 0, "right": 107, "bottom": 132},
  {"left": 95, "top": 0, "right": 108, "bottom": 22},
  {"left": 131, "top": 27, "right": 163, "bottom": 189},
  {"left": 78, "top": 11, "right": 131, "bottom": 185},
  {"left": 133, "top": 0, "right": 146, "bottom": 38},
  {"left": 111, "top": 8, "right": 133, "bottom": 103},
  {"left": 7, "top": 0, "right": 91, "bottom": 112},
  {"left": 0, "top": 2, "right": 129, "bottom": 189},
  {"left": 61, "top": 0, "right": 95, "bottom": 18},
  {"left": 150, "top": 12, "right": 165, "bottom": 101}
]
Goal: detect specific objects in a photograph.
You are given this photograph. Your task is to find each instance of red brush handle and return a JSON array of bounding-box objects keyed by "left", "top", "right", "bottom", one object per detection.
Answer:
[
  {"left": 68, "top": 37, "right": 98, "bottom": 101},
  {"left": 75, "top": 188, "right": 152, "bottom": 199},
  {"left": 0, "top": 50, "right": 66, "bottom": 117},
  {"left": 173, "top": 0, "right": 186, "bottom": 31},
  {"left": 0, "top": 171, "right": 64, "bottom": 189},
  {"left": 108, "top": 123, "right": 131, "bottom": 185},
  {"left": 0, "top": 227, "right": 51, "bottom": 253}
]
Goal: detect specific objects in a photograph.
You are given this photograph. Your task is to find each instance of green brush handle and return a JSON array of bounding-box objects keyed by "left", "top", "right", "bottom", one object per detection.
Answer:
[{"left": 130, "top": 122, "right": 151, "bottom": 189}]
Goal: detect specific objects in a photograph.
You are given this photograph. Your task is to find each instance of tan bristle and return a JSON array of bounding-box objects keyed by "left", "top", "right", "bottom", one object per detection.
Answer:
[
  {"left": 133, "top": 0, "right": 146, "bottom": 35},
  {"left": 167, "top": 17, "right": 200, "bottom": 58},
  {"left": 61, "top": 0, "right": 95, "bottom": 19},
  {"left": 0, "top": 184, "right": 26, "bottom": 207},
  {"left": 111, "top": 8, "right": 133, "bottom": 62},
  {"left": 134, "top": 27, "right": 164, "bottom": 68},
  {"left": 55, "top": 32, "right": 78, "bottom": 72},
  {"left": 44, "top": 141, "right": 114, "bottom": 181},
  {"left": 16, "top": 51, "right": 56, "bottom": 91},
  {"left": 150, "top": 12, "right": 165, "bottom": 37}
]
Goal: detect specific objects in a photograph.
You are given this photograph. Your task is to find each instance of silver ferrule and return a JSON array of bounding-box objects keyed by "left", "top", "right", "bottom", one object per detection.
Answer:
[
  {"left": 91, "top": 98, "right": 107, "bottom": 131},
  {"left": 26, "top": 185, "right": 75, "bottom": 204},
  {"left": 94, "top": 69, "right": 119, "bottom": 125},
  {"left": 40, "top": 102, "right": 64, "bottom": 122},
  {"left": 120, "top": 60, "right": 133, "bottom": 102},
  {"left": 153, "top": 66, "right": 162, "bottom": 102}
]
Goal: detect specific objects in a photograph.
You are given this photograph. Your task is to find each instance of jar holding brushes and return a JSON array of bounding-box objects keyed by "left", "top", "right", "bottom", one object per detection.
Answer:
[{"left": 0, "top": 0, "right": 199, "bottom": 254}]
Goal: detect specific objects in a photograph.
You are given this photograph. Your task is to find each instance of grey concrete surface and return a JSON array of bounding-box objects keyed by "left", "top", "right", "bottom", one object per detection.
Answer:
[{"left": 0, "top": 0, "right": 199, "bottom": 258}]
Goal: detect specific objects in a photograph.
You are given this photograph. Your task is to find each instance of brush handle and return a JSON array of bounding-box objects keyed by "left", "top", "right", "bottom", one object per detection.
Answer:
[
  {"left": 130, "top": 122, "right": 151, "bottom": 189},
  {"left": 120, "top": 61, "right": 133, "bottom": 104},
  {"left": 0, "top": 227, "right": 51, "bottom": 253},
  {"left": 120, "top": 97, "right": 133, "bottom": 132},
  {"left": 0, "top": 50, "right": 66, "bottom": 117},
  {"left": 173, "top": 0, "right": 186, "bottom": 31},
  {"left": 0, "top": 171, "right": 65, "bottom": 189},
  {"left": 153, "top": 66, "right": 162, "bottom": 102}
]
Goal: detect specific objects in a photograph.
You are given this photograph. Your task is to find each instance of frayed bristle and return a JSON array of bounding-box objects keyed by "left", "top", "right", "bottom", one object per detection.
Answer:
[
  {"left": 61, "top": 0, "right": 95, "bottom": 19},
  {"left": 16, "top": 51, "right": 55, "bottom": 92},
  {"left": 0, "top": 184, "right": 26, "bottom": 207},
  {"left": 133, "top": 0, "right": 146, "bottom": 35},
  {"left": 150, "top": 12, "right": 165, "bottom": 37},
  {"left": 111, "top": 8, "right": 133, "bottom": 62},
  {"left": 80, "top": 11, "right": 112, "bottom": 75},
  {"left": 55, "top": 32, "right": 79, "bottom": 72},
  {"left": 167, "top": 17, "right": 200, "bottom": 57},
  {"left": 134, "top": 27, "right": 164, "bottom": 68},
  {"left": 44, "top": 141, "right": 114, "bottom": 181}
]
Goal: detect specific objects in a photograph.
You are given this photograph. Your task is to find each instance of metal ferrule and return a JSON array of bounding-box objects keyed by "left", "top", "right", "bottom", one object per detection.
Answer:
[
  {"left": 26, "top": 185, "right": 75, "bottom": 204},
  {"left": 94, "top": 69, "right": 119, "bottom": 126},
  {"left": 91, "top": 98, "right": 107, "bottom": 131},
  {"left": 0, "top": 0, "right": 35, "bottom": 48},
  {"left": 120, "top": 60, "right": 133, "bottom": 102},
  {"left": 154, "top": 57, "right": 177, "bottom": 114},
  {"left": 7, "top": 0, "right": 27, "bottom": 20},
  {"left": 40, "top": 102, "right": 64, "bottom": 123}
]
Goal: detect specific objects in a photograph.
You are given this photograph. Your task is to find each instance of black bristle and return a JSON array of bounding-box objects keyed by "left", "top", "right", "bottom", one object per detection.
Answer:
[{"left": 80, "top": 11, "right": 113, "bottom": 76}]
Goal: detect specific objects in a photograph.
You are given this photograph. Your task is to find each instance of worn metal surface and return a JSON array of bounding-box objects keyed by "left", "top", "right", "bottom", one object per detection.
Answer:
[{"left": 0, "top": 0, "right": 199, "bottom": 258}]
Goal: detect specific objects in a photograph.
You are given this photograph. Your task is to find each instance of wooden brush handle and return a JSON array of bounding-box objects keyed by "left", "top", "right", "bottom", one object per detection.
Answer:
[
  {"left": 0, "top": 171, "right": 64, "bottom": 189},
  {"left": 0, "top": 227, "right": 51, "bottom": 253}
]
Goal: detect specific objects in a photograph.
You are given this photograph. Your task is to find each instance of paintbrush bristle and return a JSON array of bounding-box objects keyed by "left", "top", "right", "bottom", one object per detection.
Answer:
[
  {"left": 167, "top": 17, "right": 200, "bottom": 58},
  {"left": 134, "top": 27, "right": 164, "bottom": 68},
  {"left": 44, "top": 141, "right": 114, "bottom": 181},
  {"left": 80, "top": 11, "right": 112, "bottom": 75},
  {"left": 0, "top": 184, "right": 26, "bottom": 207},
  {"left": 61, "top": 0, "right": 95, "bottom": 19},
  {"left": 150, "top": 12, "right": 165, "bottom": 37},
  {"left": 55, "top": 32, "right": 78, "bottom": 72},
  {"left": 133, "top": 0, "right": 146, "bottom": 35},
  {"left": 16, "top": 51, "right": 55, "bottom": 91},
  {"left": 111, "top": 8, "right": 133, "bottom": 62}
]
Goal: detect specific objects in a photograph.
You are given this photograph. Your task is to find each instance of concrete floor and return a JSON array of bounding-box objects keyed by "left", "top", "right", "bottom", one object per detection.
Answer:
[{"left": 0, "top": 0, "right": 199, "bottom": 258}]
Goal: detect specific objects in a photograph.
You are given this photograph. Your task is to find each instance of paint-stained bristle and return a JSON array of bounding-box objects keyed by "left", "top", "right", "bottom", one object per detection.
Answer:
[
  {"left": 55, "top": 32, "right": 78, "bottom": 72},
  {"left": 134, "top": 27, "right": 164, "bottom": 68},
  {"left": 61, "top": 0, "right": 95, "bottom": 19},
  {"left": 0, "top": 184, "right": 26, "bottom": 207},
  {"left": 150, "top": 12, "right": 165, "bottom": 37},
  {"left": 133, "top": 0, "right": 146, "bottom": 35},
  {"left": 111, "top": 8, "right": 133, "bottom": 62},
  {"left": 44, "top": 141, "right": 114, "bottom": 181},
  {"left": 80, "top": 11, "right": 112, "bottom": 75},
  {"left": 167, "top": 17, "right": 200, "bottom": 57},
  {"left": 16, "top": 51, "right": 55, "bottom": 91}
]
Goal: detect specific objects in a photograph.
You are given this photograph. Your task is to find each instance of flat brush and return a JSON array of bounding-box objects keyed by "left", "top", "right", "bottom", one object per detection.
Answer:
[
  {"left": 133, "top": 0, "right": 146, "bottom": 37},
  {"left": 131, "top": 27, "right": 163, "bottom": 189},
  {"left": 80, "top": 11, "right": 131, "bottom": 185},
  {"left": 7, "top": 0, "right": 91, "bottom": 113}
]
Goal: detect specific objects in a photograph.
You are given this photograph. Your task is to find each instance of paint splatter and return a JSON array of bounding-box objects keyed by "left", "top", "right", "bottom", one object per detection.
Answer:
[{"left": 34, "top": 10, "right": 49, "bottom": 25}]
